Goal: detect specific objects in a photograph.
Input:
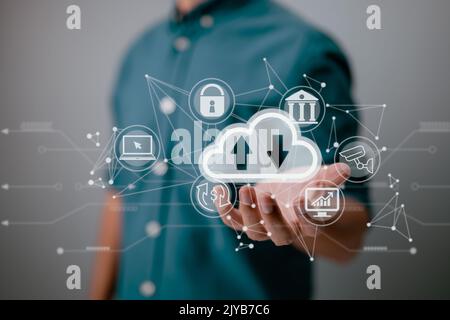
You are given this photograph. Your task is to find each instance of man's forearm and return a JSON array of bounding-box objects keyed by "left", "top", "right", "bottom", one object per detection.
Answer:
[{"left": 90, "top": 193, "right": 122, "bottom": 299}]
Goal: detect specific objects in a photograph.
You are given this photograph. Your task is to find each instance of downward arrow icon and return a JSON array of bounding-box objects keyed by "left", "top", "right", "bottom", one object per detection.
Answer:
[{"left": 267, "top": 135, "right": 289, "bottom": 168}]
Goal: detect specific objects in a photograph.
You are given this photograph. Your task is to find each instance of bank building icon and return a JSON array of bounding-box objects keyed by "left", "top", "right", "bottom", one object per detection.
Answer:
[{"left": 285, "top": 89, "right": 319, "bottom": 124}]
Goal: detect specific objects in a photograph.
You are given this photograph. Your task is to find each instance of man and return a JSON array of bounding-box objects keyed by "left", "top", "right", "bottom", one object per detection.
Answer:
[{"left": 90, "top": 0, "right": 370, "bottom": 299}]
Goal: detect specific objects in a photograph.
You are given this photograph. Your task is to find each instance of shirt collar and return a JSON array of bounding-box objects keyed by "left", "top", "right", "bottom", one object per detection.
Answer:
[{"left": 170, "top": 0, "right": 254, "bottom": 26}]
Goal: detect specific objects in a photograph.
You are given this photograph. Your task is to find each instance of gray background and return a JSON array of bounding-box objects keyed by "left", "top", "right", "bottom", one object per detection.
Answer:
[{"left": 0, "top": 0, "right": 449, "bottom": 299}]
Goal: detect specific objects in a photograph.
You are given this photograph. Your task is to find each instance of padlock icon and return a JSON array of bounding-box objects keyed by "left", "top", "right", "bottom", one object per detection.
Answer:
[{"left": 199, "top": 83, "right": 225, "bottom": 118}]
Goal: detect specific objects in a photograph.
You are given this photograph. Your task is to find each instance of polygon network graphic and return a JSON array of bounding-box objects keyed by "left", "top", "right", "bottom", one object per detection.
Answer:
[{"left": 2, "top": 57, "right": 416, "bottom": 260}]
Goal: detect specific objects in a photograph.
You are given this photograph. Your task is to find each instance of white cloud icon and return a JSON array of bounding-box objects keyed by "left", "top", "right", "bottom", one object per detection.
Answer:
[{"left": 199, "top": 109, "right": 322, "bottom": 183}]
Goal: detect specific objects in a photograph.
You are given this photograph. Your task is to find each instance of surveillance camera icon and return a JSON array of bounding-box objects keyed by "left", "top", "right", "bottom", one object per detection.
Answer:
[{"left": 339, "top": 145, "right": 374, "bottom": 174}]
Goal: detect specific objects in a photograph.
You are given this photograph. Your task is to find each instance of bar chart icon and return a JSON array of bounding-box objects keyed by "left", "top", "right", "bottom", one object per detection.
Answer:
[
  {"left": 312, "top": 193, "right": 333, "bottom": 207},
  {"left": 305, "top": 187, "right": 340, "bottom": 218}
]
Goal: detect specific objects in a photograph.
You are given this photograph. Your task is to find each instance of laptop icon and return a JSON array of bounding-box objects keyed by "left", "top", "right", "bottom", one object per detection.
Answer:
[{"left": 119, "top": 134, "right": 156, "bottom": 161}]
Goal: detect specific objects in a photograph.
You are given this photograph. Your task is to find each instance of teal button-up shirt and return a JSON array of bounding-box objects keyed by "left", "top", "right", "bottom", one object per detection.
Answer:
[{"left": 111, "top": 0, "right": 369, "bottom": 299}]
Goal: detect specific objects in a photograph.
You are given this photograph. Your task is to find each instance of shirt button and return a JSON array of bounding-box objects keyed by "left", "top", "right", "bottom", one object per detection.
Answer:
[
  {"left": 152, "top": 160, "right": 168, "bottom": 176},
  {"left": 140, "top": 281, "right": 156, "bottom": 297},
  {"left": 146, "top": 221, "right": 161, "bottom": 238},
  {"left": 160, "top": 96, "right": 176, "bottom": 115},
  {"left": 200, "top": 15, "right": 214, "bottom": 28},
  {"left": 174, "top": 36, "right": 190, "bottom": 52}
]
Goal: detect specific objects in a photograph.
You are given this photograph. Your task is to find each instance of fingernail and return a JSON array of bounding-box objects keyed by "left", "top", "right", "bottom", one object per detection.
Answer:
[
  {"left": 260, "top": 199, "right": 274, "bottom": 214},
  {"left": 239, "top": 187, "right": 253, "bottom": 206}
]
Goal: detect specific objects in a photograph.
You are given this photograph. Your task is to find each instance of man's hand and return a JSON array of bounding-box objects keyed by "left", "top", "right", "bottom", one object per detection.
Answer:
[{"left": 213, "top": 163, "right": 369, "bottom": 262}]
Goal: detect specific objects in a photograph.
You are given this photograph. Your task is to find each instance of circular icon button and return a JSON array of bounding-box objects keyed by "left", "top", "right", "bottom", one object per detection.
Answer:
[
  {"left": 190, "top": 177, "right": 236, "bottom": 218},
  {"left": 189, "top": 78, "right": 235, "bottom": 124},
  {"left": 279, "top": 85, "right": 326, "bottom": 133},
  {"left": 334, "top": 136, "right": 381, "bottom": 183},
  {"left": 114, "top": 125, "right": 160, "bottom": 172},
  {"left": 296, "top": 179, "right": 345, "bottom": 227}
]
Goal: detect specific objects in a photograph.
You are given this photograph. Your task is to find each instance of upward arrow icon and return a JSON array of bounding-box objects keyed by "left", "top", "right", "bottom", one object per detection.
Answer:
[{"left": 232, "top": 137, "right": 251, "bottom": 171}]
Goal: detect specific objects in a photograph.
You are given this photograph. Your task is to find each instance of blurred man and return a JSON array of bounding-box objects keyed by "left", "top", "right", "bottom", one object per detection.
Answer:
[{"left": 91, "top": 0, "right": 369, "bottom": 299}]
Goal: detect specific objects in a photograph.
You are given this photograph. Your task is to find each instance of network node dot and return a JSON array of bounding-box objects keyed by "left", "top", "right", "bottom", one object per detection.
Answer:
[
  {"left": 391, "top": 226, "right": 396, "bottom": 231},
  {"left": 332, "top": 116, "right": 336, "bottom": 120},
  {"left": 90, "top": 171, "right": 94, "bottom": 176},
  {"left": 269, "top": 84, "right": 274, "bottom": 90},
  {"left": 163, "top": 158, "right": 169, "bottom": 163},
  {"left": 105, "top": 157, "right": 111, "bottom": 164},
  {"left": 237, "top": 235, "right": 241, "bottom": 240},
  {"left": 309, "top": 257, "right": 314, "bottom": 262},
  {"left": 401, "top": 204, "right": 405, "bottom": 208},
  {"left": 270, "top": 194, "right": 276, "bottom": 199},
  {"left": 95, "top": 132, "right": 100, "bottom": 136},
  {"left": 108, "top": 180, "right": 114, "bottom": 185},
  {"left": 267, "top": 232, "right": 272, "bottom": 237},
  {"left": 285, "top": 204, "right": 290, "bottom": 208},
  {"left": 333, "top": 142, "right": 339, "bottom": 148},
  {"left": 326, "top": 149, "right": 330, "bottom": 153},
  {"left": 251, "top": 203, "right": 256, "bottom": 209},
  {"left": 409, "top": 238, "right": 413, "bottom": 243},
  {"left": 243, "top": 226, "right": 248, "bottom": 232},
  {"left": 226, "top": 215, "right": 232, "bottom": 221},
  {"left": 345, "top": 110, "right": 349, "bottom": 113},
  {"left": 410, "top": 247, "right": 417, "bottom": 255},
  {"left": 88, "top": 180, "right": 94, "bottom": 186},
  {"left": 249, "top": 244, "right": 254, "bottom": 249},
  {"left": 260, "top": 220, "right": 264, "bottom": 225},
  {"left": 56, "top": 247, "right": 64, "bottom": 255},
  {"left": 112, "top": 195, "right": 116, "bottom": 199},
  {"left": 321, "top": 82, "right": 326, "bottom": 88},
  {"left": 375, "top": 136, "right": 379, "bottom": 140},
  {"left": 86, "top": 133, "right": 92, "bottom": 139},
  {"left": 112, "top": 127, "right": 118, "bottom": 132},
  {"left": 367, "top": 222, "right": 371, "bottom": 227},
  {"left": 382, "top": 146, "right": 387, "bottom": 151}
]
